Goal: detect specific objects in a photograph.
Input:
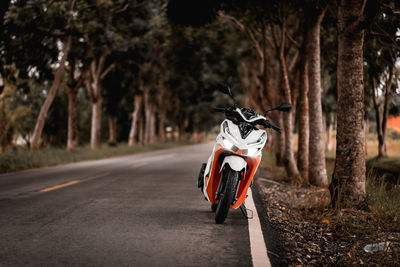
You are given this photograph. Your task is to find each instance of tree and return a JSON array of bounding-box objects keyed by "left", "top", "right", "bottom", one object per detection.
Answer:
[
  {"left": 63, "top": 43, "right": 89, "bottom": 150},
  {"left": 128, "top": 94, "right": 143, "bottom": 145},
  {"left": 364, "top": 1, "right": 400, "bottom": 158},
  {"left": 330, "top": 0, "right": 379, "bottom": 207},
  {"left": 371, "top": 65, "right": 395, "bottom": 157},
  {"left": 269, "top": 2, "right": 301, "bottom": 180},
  {"left": 306, "top": 1, "right": 328, "bottom": 186},
  {"left": 3, "top": 0, "right": 76, "bottom": 149},
  {"left": 84, "top": 53, "right": 115, "bottom": 149},
  {"left": 30, "top": 36, "right": 72, "bottom": 149},
  {"left": 75, "top": 0, "right": 151, "bottom": 149}
]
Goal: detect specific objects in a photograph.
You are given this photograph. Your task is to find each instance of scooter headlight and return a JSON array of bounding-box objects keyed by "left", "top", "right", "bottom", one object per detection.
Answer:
[
  {"left": 247, "top": 148, "right": 259, "bottom": 157},
  {"left": 247, "top": 132, "right": 267, "bottom": 146},
  {"left": 222, "top": 138, "right": 234, "bottom": 150}
]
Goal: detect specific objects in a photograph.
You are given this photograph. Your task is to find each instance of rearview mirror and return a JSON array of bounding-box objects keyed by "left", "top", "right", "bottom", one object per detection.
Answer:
[
  {"left": 264, "top": 102, "right": 292, "bottom": 115},
  {"left": 276, "top": 103, "right": 291, "bottom": 112},
  {"left": 215, "top": 83, "right": 234, "bottom": 100}
]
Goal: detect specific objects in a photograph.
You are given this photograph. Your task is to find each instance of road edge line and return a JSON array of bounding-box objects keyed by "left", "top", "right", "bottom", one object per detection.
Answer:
[{"left": 247, "top": 189, "right": 271, "bottom": 267}]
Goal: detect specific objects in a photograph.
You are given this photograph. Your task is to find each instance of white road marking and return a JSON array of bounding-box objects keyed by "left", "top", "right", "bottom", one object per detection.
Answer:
[{"left": 247, "top": 189, "right": 271, "bottom": 267}]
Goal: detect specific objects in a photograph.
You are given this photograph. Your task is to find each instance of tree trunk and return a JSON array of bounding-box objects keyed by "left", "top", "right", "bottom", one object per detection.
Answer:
[
  {"left": 143, "top": 92, "right": 153, "bottom": 145},
  {"left": 158, "top": 110, "right": 166, "bottom": 142},
  {"left": 330, "top": 0, "right": 366, "bottom": 207},
  {"left": 108, "top": 115, "right": 117, "bottom": 145},
  {"left": 371, "top": 76, "right": 384, "bottom": 155},
  {"left": 90, "top": 95, "right": 102, "bottom": 149},
  {"left": 365, "top": 118, "right": 369, "bottom": 155},
  {"left": 373, "top": 66, "right": 394, "bottom": 158},
  {"left": 308, "top": 16, "right": 328, "bottom": 186},
  {"left": 64, "top": 50, "right": 86, "bottom": 151},
  {"left": 297, "top": 48, "right": 309, "bottom": 181},
  {"left": 128, "top": 95, "right": 143, "bottom": 146},
  {"left": 30, "top": 37, "right": 72, "bottom": 149},
  {"left": 149, "top": 106, "right": 156, "bottom": 144},
  {"left": 67, "top": 89, "right": 79, "bottom": 150},
  {"left": 138, "top": 116, "right": 145, "bottom": 145},
  {"left": 0, "top": 99, "right": 7, "bottom": 152},
  {"left": 277, "top": 113, "right": 286, "bottom": 166},
  {"left": 277, "top": 45, "right": 300, "bottom": 180},
  {"left": 86, "top": 54, "right": 115, "bottom": 150},
  {"left": 156, "top": 75, "right": 167, "bottom": 143},
  {"left": 326, "top": 113, "right": 334, "bottom": 151},
  {"left": 291, "top": 69, "right": 300, "bottom": 131}
]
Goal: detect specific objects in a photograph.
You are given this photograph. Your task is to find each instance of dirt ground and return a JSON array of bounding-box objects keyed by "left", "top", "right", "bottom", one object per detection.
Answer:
[{"left": 256, "top": 167, "right": 400, "bottom": 266}]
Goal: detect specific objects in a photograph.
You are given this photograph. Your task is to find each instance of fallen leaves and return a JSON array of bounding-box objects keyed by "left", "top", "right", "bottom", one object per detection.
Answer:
[
  {"left": 255, "top": 167, "right": 400, "bottom": 266},
  {"left": 321, "top": 218, "right": 330, "bottom": 224}
]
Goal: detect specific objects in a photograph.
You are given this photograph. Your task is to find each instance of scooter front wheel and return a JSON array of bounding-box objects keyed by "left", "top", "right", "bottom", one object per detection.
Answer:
[
  {"left": 211, "top": 203, "right": 217, "bottom": 212},
  {"left": 215, "top": 166, "right": 239, "bottom": 224}
]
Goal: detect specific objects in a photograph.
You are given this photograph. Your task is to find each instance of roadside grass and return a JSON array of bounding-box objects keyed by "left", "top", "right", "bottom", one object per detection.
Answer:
[
  {"left": 0, "top": 141, "right": 194, "bottom": 173},
  {"left": 366, "top": 169, "right": 400, "bottom": 219},
  {"left": 261, "top": 134, "right": 400, "bottom": 222}
]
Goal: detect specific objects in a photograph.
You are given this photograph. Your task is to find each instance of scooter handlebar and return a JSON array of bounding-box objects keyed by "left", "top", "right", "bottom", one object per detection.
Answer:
[
  {"left": 212, "top": 107, "right": 227, "bottom": 113},
  {"left": 261, "top": 119, "right": 280, "bottom": 132},
  {"left": 269, "top": 123, "right": 281, "bottom": 132}
]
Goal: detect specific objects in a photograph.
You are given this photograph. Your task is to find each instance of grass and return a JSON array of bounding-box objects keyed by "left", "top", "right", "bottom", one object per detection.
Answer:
[
  {"left": 366, "top": 169, "right": 400, "bottom": 219},
  {"left": 260, "top": 134, "right": 400, "bottom": 217},
  {"left": 0, "top": 141, "right": 194, "bottom": 173},
  {"left": 258, "top": 134, "right": 400, "bottom": 264}
]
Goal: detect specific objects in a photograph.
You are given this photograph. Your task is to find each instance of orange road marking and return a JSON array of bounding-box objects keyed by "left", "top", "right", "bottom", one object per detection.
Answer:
[{"left": 40, "top": 180, "right": 80, "bottom": 192}]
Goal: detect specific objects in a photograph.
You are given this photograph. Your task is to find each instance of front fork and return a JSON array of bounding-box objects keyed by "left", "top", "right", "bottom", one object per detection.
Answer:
[{"left": 215, "top": 167, "right": 245, "bottom": 205}]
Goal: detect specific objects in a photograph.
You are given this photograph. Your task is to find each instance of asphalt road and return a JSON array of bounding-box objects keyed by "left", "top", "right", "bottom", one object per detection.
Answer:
[{"left": 0, "top": 143, "right": 271, "bottom": 267}]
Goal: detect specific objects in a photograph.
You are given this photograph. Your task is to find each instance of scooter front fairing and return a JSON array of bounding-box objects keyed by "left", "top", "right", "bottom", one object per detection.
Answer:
[{"left": 202, "top": 140, "right": 261, "bottom": 210}]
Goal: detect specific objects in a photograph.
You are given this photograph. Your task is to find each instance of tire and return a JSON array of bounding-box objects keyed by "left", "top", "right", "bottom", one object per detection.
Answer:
[
  {"left": 215, "top": 166, "right": 239, "bottom": 224},
  {"left": 211, "top": 203, "right": 217, "bottom": 212}
]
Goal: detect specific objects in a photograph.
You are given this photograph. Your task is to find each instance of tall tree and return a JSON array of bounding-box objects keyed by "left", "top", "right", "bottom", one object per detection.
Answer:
[
  {"left": 306, "top": 2, "right": 328, "bottom": 186},
  {"left": 63, "top": 45, "right": 88, "bottom": 150},
  {"left": 30, "top": 36, "right": 72, "bottom": 149},
  {"left": 364, "top": 1, "right": 400, "bottom": 158},
  {"left": 297, "top": 12, "right": 310, "bottom": 182},
  {"left": 330, "top": 0, "right": 378, "bottom": 207},
  {"left": 3, "top": 0, "right": 77, "bottom": 149},
  {"left": 371, "top": 66, "right": 395, "bottom": 157},
  {"left": 76, "top": 0, "right": 151, "bottom": 149},
  {"left": 128, "top": 94, "right": 143, "bottom": 145},
  {"left": 270, "top": 3, "right": 301, "bottom": 180},
  {"left": 85, "top": 54, "right": 115, "bottom": 149}
]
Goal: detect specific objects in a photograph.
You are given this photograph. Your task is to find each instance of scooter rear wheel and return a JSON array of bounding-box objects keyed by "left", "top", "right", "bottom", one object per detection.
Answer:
[{"left": 215, "top": 166, "right": 239, "bottom": 224}]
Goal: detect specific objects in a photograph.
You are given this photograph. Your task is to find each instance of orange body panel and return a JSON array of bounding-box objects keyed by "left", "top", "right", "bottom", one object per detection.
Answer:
[{"left": 205, "top": 144, "right": 261, "bottom": 209}]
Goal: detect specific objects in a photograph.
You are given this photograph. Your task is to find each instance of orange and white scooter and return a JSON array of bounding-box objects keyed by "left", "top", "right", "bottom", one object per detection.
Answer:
[{"left": 197, "top": 85, "right": 291, "bottom": 224}]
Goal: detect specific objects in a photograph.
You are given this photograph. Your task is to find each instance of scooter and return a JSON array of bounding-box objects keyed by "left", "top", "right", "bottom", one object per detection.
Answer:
[{"left": 197, "top": 84, "right": 291, "bottom": 224}]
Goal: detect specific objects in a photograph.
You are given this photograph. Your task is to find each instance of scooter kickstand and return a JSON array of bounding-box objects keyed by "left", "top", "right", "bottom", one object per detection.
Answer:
[{"left": 239, "top": 204, "right": 253, "bottom": 219}]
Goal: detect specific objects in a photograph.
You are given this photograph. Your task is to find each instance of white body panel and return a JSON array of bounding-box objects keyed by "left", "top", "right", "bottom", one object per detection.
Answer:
[
  {"left": 220, "top": 156, "right": 247, "bottom": 172},
  {"left": 202, "top": 108, "right": 268, "bottom": 201}
]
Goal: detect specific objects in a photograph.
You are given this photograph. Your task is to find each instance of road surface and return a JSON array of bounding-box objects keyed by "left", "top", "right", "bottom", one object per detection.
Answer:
[{"left": 0, "top": 143, "right": 276, "bottom": 266}]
